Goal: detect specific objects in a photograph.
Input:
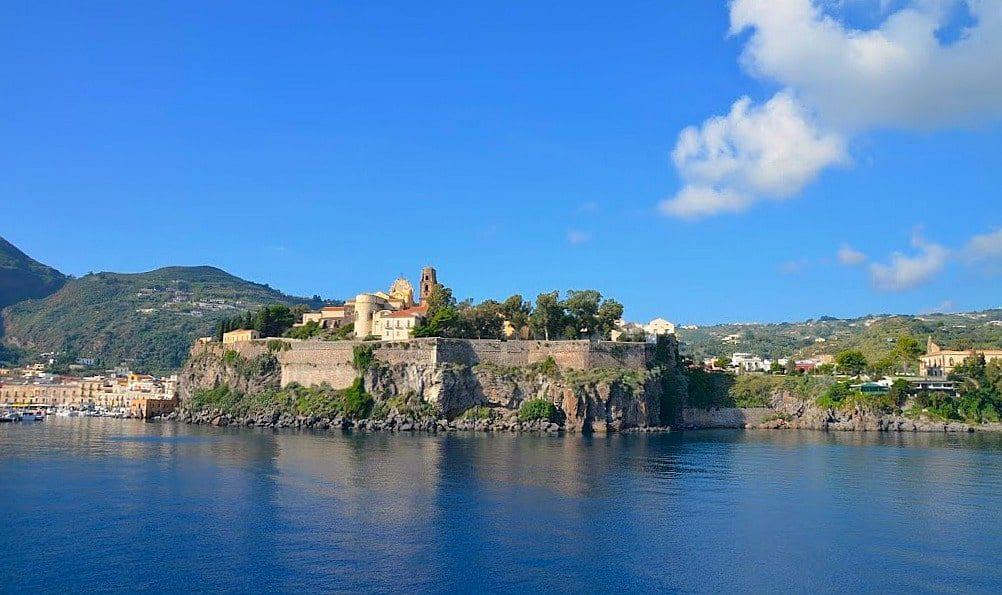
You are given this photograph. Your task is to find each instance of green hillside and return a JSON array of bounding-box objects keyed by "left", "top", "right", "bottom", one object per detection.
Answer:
[
  {"left": 2, "top": 266, "right": 322, "bottom": 373},
  {"left": 0, "top": 236, "right": 67, "bottom": 310},
  {"left": 678, "top": 310, "right": 1002, "bottom": 363}
]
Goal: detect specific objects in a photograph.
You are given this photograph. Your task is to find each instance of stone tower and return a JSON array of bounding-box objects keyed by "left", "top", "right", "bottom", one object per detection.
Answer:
[{"left": 419, "top": 266, "right": 438, "bottom": 303}]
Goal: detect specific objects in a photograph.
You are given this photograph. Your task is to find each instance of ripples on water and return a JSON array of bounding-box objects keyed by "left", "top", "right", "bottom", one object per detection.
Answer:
[{"left": 1, "top": 419, "right": 1000, "bottom": 593}]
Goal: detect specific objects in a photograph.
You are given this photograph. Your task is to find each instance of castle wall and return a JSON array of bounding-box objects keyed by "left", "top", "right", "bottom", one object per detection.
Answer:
[{"left": 271, "top": 338, "right": 656, "bottom": 389}]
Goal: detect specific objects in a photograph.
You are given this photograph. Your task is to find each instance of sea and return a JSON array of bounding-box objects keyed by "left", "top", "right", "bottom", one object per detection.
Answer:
[{"left": 1, "top": 418, "right": 1000, "bottom": 593}]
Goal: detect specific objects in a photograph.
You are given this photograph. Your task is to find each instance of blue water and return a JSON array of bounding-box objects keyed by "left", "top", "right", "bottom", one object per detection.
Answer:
[{"left": 2, "top": 419, "right": 1001, "bottom": 593}]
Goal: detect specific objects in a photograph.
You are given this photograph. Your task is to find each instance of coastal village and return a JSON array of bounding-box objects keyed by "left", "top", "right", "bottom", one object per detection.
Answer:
[
  {"left": 4, "top": 265, "right": 1002, "bottom": 425},
  {"left": 0, "top": 363, "right": 178, "bottom": 420}
]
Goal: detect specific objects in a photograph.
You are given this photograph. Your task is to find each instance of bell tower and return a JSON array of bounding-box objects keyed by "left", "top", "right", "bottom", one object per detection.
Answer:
[{"left": 419, "top": 266, "right": 438, "bottom": 303}]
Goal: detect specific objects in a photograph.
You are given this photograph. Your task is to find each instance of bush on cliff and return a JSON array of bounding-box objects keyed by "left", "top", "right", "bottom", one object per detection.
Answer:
[
  {"left": 352, "top": 345, "right": 375, "bottom": 372},
  {"left": 459, "top": 405, "right": 492, "bottom": 421},
  {"left": 342, "top": 378, "right": 374, "bottom": 419},
  {"left": 518, "top": 398, "right": 556, "bottom": 422},
  {"left": 530, "top": 356, "right": 560, "bottom": 379},
  {"left": 190, "top": 380, "right": 374, "bottom": 419}
]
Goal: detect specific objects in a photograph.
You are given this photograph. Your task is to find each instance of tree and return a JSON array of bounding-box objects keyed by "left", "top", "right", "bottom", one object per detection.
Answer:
[
  {"left": 463, "top": 300, "right": 504, "bottom": 339},
  {"left": 888, "top": 378, "right": 910, "bottom": 406},
  {"left": 563, "top": 290, "right": 602, "bottom": 338},
  {"left": 815, "top": 363, "right": 835, "bottom": 375},
  {"left": 714, "top": 356, "right": 731, "bottom": 369},
  {"left": 895, "top": 336, "right": 923, "bottom": 361},
  {"left": 616, "top": 328, "right": 647, "bottom": 342},
  {"left": 595, "top": 298, "right": 625, "bottom": 340},
  {"left": 412, "top": 284, "right": 463, "bottom": 338},
  {"left": 868, "top": 355, "right": 896, "bottom": 377},
  {"left": 835, "top": 349, "right": 868, "bottom": 376},
  {"left": 254, "top": 305, "right": 296, "bottom": 338},
  {"left": 785, "top": 358, "right": 799, "bottom": 375},
  {"left": 286, "top": 320, "right": 323, "bottom": 340},
  {"left": 423, "top": 284, "right": 456, "bottom": 318},
  {"left": 769, "top": 360, "right": 784, "bottom": 373},
  {"left": 530, "top": 291, "right": 565, "bottom": 340},
  {"left": 500, "top": 294, "right": 532, "bottom": 338}
]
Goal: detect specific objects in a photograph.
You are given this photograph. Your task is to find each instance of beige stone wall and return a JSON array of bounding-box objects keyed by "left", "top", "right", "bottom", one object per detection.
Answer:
[{"left": 271, "top": 338, "right": 657, "bottom": 389}]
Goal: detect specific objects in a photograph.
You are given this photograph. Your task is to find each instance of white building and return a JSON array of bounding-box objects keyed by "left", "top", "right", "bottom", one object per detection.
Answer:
[{"left": 731, "top": 353, "right": 767, "bottom": 372}]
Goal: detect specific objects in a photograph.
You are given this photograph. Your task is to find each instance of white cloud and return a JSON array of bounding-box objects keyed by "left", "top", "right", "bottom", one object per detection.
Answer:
[
  {"left": 659, "top": 91, "right": 846, "bottom": 219},
  {"left": 869, "top": 234, "right": 949, "bottom": 291},
  {"left": 662, "top": 0, "right": 1002, "bottom": 218},
  {"left": 780, "top": 258, "right": 810, "bottom": 274},
  {"left": 730, "top": 0, "right": 1002, "bottom": 131},
  {"left": 567, "top": 230, "right": 591, "bottom": 245},
  {"left": 964, "top": 228, "right": 1002, "bottom": 261},
  {"left": 837, "top": 243, "right": 867, "bottom": 265}
]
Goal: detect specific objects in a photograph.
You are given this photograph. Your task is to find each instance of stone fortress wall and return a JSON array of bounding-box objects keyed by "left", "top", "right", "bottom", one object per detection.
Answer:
[
  {"left": 195, "top": 337, "right": 655, "bottom": 390},
  {"left": 209, "top": 338, "right": 654, "bottom": 389}
]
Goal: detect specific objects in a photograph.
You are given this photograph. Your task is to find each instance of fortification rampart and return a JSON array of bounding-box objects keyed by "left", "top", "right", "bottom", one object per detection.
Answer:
[{"left": 193, "top": 337, "right": 661, "bottom": 390}]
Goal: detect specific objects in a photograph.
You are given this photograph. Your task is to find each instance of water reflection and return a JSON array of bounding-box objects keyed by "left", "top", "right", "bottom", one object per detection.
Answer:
[{"left": 1, "top": 420, "right": 1001, "bottom": 593}]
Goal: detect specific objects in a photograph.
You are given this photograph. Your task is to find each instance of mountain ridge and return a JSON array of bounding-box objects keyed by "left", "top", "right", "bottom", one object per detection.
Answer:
[
  {"left": 1, "top": 254, "right": 324, "bottom": 373},
  {"left": 0, "top": 235, "right": 67, "bottom": 310}
]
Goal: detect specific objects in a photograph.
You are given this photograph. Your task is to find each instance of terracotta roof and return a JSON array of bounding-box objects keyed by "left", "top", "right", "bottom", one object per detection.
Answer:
[
  {"left": 386, "top": 305, "right": 428, "bottom": 318},
  {"left": 321, "top": 306, "right": 345, "bottom": 312}
]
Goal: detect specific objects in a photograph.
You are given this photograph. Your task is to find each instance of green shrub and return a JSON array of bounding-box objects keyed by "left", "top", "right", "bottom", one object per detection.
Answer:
[
  {"left": 460, "top": 405, "right": 492, "bottom": 420},
  {"left": 285, "top": 320, "right": 323, "bottom": 340},
  {"left": 816, "top": 382, "right": 853, "bottom": 409},
  {"left": 266, "top": 339, "right": 291, "bottom": 352},
  {"left": 531, "top": 355, "right": 560, "bottom": 379},
  {"left": 352, "top": 344, "right": 375, "bottom": 372},
  {"left": 729, "top": 375, "right": 781, "bottom": 408},
  {"left": 342, "top": 378, "right": 373, "bottom": 418},
  {"left": 518, "top": 398, "right": 556, "bottom": 422}
]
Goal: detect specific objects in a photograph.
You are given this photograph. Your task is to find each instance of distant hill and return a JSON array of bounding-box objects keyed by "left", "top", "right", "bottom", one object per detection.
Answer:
[
  {"left": 678, "top": 310, "right": 1002, "bottom": 362},
  {"left": 2, "top": 265, "right": 322, "bottom": 373},
  {"left": 0, "top": 236, "right": 67, "bottom": 310}
]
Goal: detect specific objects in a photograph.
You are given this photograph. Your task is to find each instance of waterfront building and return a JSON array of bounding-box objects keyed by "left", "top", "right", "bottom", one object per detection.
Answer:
[
  {"left": 0, "top": 372, "right": 178, "bottom": 411},
  {"left": 919, "top": 338, "right": 1002, "bottom": 377}
]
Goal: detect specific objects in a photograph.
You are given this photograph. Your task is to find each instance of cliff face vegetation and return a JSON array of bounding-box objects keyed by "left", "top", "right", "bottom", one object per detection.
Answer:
[
  {"left": 177, "top": 346, "right": 689, "bottom": 433},
  {"left": 178, "top": 347, "right": 281, "bottom": 402}
]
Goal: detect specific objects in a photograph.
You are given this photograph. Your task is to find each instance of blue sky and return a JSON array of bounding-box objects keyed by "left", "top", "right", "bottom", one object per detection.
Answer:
[{"left": 2, "top": 1, "right": 1000, "bottom": 324}]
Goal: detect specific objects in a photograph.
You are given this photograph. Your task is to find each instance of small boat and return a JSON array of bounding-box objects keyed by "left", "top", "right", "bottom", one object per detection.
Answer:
[{"left": 0, "top": 411, "right": 19, "bottom": 423}]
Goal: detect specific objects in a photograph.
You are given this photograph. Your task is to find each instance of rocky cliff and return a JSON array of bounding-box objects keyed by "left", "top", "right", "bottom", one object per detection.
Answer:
[
  {"left": 178, "top": 344, "right": 281, "bottom": 401},
  {"left": 364, "top": 361, "right": 667, "bottom": 432},
  {"left": 176, "top": 339, "right": 686, "bottom": 433},
  {"left": 682, "top": 389, "right": 982, "bottom": 432}
]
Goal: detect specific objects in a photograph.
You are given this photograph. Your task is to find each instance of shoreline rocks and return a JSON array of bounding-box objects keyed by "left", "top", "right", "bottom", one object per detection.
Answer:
[{"left": 163, "top": 408, "right": 670, "bottom": 435}]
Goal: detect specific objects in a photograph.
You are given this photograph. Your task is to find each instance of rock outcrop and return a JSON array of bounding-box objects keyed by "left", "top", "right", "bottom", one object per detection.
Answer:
[
  {"left": 177, "top": 343, "right": 280, "bottom": 402},
  {"left": 682, "top": 389, "right": 979, "bottom": 432},
  {"left": 364, "top": 361, "right": 666, "bottom": 432},
  {"left": 176, "top": 339, "right": 686, "bottom": 433}
]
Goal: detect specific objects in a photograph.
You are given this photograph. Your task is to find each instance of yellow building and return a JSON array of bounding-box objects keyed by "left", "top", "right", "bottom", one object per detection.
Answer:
[
  {"left": 222, "top": 329, "right": 260, "bottom": 344},
  {"left": 920, "top": 338, "right": 1002, "bottom": 377}
]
